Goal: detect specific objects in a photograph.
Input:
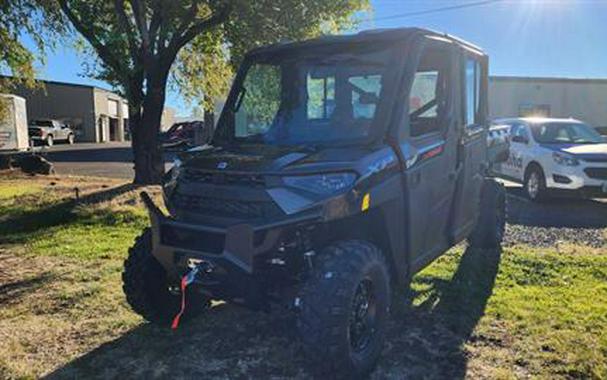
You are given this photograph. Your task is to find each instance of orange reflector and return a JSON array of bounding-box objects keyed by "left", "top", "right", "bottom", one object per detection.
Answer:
[{"left": 361, "top": 193, "right": 370, "bottom": 212}]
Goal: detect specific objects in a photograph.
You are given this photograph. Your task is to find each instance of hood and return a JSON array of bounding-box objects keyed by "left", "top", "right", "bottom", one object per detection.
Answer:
[
  {"left": 540, "top": 143, "right": 607, "bottom": 161},
  {"left": 182, "top": 144, "right": 371, "bottom": 174}
]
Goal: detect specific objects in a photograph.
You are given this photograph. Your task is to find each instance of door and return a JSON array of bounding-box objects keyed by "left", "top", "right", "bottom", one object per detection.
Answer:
[
  {"left": 58, "top": 123, "right": 70, "bottom": 140},
  {"left": 507, "top": 123, "right": 530, "bottom": 181},
  {"left": 450, "top": 52, "right": 488, "bottom": 241},
  {"left": 399, "top": 39, "right": 459, "bottom": 270}
]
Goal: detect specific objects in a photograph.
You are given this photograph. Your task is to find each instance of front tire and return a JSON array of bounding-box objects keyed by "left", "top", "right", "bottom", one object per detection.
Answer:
[
  {"left": 122, "top": 229, "right": 209, "bottom": 325},
  {"left": 524, "top": 165, "right": 547, "bottom": 201},
  {"left": 45, "top": 135, "right": 53, "bottom": 147},
  {"left": 297, "top": 240, "right": 391, "bottom": 379},
  {"left": 469, "top": 179, "right": 506, "bottom": 249},
  {"left": 67, "top": 134, "right": 75, "bottom": 144}
]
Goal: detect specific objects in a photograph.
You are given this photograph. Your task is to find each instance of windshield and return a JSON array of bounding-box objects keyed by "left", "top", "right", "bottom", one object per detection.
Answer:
[
  {"left": 30, "top": 120, "right": 53, "bottom": 128},
  {"left": 530, "top": 122, "right": 604, "bottom": 144},
  {"left": 215, "top": 45, "right": 396, "bottom": 147}
]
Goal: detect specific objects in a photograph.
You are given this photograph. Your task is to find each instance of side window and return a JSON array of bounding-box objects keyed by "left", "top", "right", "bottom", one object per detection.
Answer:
[
  {"left": 409, "top": 47, "right": 450, "bottom": 137},
  {"left": 464, "top": 58, "right": 482, "bottom": 127},
  {"left": 307, "top": 74, "right": 335, "bottom": 120},
  {"left": 409, "top": 71, "right": 438, "bottom": 118},
  {"left": 510, "top": 123, "right": 529, "bottom": 142}
]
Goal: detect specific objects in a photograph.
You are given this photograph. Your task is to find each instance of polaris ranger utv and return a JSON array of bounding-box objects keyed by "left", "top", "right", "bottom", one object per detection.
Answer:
[{"left": 123, "top": 27, "right": 506, "bottom": 378}]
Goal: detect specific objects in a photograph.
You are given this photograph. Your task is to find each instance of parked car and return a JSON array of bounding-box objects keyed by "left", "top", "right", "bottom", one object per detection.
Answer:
[
  {"left": 28, "top": 119, "right": 75, "bottom": 146},
  {"left": 123, "top": 28, "right": 507, "bottom": 378},
  {"left": 160, "top": 121, "right": 211, "bottom": 149},
  {"left": 492, "top": 117, "right": 607, "bottom": 200}
]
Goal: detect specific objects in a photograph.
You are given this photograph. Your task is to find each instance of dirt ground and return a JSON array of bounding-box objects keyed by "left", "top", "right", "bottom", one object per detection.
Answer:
[{"left": 1, "top": 249, "right": 518, "bottom": 380}]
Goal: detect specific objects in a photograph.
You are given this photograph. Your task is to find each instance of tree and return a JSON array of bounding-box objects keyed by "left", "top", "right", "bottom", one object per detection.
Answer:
[
  {"left": 175, "top": 1, "right": 369, "bottom": 118},
  {"left": 0, "top": 0, "right": 62, "bottom": 117},
  {"left": 56, "top": 0, "right": 369, "bottom": 184}
]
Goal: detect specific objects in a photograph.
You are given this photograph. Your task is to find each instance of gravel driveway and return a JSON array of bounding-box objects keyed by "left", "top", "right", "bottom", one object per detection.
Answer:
[{"left": 504, "top": 185, "right": 606, "bottom": 248}]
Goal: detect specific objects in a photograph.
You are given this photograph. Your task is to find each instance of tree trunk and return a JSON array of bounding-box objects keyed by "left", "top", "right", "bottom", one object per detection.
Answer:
[
  {"left": 203, "top": 94, "right": 215, "bottom": 143},
  {"left": 130, "top": 77, "right": 167, "bottom": 185}
]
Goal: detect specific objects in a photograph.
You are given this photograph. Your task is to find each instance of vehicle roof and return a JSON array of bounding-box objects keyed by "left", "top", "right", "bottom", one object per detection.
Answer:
[
  {"left": 493, "top": 117, "right": 584, "bottom": 125},
  {"left": 247, "top": 27, "right": 485, "bottom": 57}
]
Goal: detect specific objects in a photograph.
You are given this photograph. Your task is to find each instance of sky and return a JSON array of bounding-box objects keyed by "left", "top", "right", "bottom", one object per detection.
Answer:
[{"left": 20, "top": 0, "right": 607, "bottom": 116}]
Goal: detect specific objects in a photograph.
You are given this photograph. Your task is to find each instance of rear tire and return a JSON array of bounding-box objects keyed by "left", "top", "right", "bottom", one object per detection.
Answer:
[
  {"left": 122, "top": 229, "right": 209, "bottom": 326},
  {"left": 297, "top": 240, "right": 391, "bottom": 379},
  {"left": 45, "top": 135, "right": 53, "bottom": 147},
  {"left": 67, "top": 134, "right": 75, "bottom": 144},
  {"left": 524, "top": 165, "right": 547, "bottom": 202},
  {"left": 468, "top": 179, "right": 506, "bottom": 249}
]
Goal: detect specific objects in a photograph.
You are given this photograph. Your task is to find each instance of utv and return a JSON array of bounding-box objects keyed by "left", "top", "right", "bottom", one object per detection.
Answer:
[{"left": 123, "top": 27, "right": 507, "bottom": 378}]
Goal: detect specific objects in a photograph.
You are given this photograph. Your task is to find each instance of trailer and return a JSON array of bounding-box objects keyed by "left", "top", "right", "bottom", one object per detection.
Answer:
[{"left": 0, "top": 94, "right": 29, "bottom": 152}]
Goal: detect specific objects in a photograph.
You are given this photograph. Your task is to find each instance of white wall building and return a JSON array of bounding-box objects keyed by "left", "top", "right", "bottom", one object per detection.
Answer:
[{"left": 489, "top": 76, "right": 607, "bottom": 131}]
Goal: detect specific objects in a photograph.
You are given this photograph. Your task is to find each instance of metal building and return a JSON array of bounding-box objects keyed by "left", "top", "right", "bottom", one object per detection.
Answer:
[
  {"left": 10, "top": 79, "right": 175, "bottom": 143},
  {"left": 489, "top": 76, "right": 607, "bottom": 131}
]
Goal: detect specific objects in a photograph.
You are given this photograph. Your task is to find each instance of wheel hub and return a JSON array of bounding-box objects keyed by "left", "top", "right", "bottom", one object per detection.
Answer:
[
  {"left": 527, "top": 172, "right": 539, "bottom": 198},
  {"left": 349, "top": 279, "right": 377, "bottom": 352}
]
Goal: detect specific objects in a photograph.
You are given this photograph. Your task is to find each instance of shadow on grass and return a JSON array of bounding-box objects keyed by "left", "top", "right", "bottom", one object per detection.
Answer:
[
  {"left": 0, "top": 183, "right": 141, "bottom": 244},
  {"left": 0, "top": 273, "right": 55, "bottom": 305},
  {"left": 382, "top": 246, "right": 502, "bottom": 378},
  {"left": 44, "top": 247, "right": 500, "bottom": 379}
]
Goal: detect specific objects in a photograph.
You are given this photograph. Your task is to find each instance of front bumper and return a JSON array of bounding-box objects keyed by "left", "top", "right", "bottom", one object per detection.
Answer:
[
  {"left": 545, "top": 163, "right": 607, "bottom": 196},
  {"left": 141, "top": 191, "right": 320, "bottom": 278}
]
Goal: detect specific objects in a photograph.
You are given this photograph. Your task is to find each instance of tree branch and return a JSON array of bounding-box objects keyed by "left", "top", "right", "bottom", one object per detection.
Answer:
[
  {"left": 58, "top": 1, "right": 127, "bottom": 82},
  {"left": 129, "top": 0, "right": 150, "bottom": 48},
  {"left": 164, "top": 4, "right": 230, "bottom": 63},
  {"left": 148, "top": 4, "right": 162, "bottom": 53},
  {"left": 114, "top": 0, "right": 140, "bottom": 66}
]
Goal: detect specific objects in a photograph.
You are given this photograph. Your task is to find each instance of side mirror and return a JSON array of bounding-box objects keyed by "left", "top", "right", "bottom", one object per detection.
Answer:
[{"left": 511, "top": 135, "right": 528, "bottom": 144}]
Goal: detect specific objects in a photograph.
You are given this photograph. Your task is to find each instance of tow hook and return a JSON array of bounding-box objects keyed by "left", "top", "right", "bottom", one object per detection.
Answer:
[{"left": 171, "top": 262, "right": 212, "bottom": 330}]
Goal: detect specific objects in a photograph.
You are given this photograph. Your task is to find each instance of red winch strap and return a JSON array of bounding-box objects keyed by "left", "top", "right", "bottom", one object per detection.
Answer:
[
  {"left": 171, "top": 276, "right": 188, "bottom": 329},
  {"left": 171, "top": 266, "right": 200, "bottom": 330}
]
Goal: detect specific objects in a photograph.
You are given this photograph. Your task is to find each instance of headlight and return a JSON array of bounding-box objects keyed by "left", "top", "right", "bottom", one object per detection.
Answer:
[
  {"left": 283, "top": 172, "right": 357, "bottom": 195},
  {"left": 552, "top": 152, "right": 579, "bottom": 166}
]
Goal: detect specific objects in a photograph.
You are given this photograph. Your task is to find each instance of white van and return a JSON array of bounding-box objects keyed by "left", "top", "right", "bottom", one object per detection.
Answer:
[{"left": 0, "top": 94, "right": 29, "bottom": 152}]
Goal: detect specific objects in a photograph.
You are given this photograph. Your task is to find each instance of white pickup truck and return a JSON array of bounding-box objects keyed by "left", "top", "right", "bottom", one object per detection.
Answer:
[
  {"left": 492, "top": 117, "right": 607, "bottom": 201},
  {"left": 28, "top": 119, "right": 75, "bottom": 146}
]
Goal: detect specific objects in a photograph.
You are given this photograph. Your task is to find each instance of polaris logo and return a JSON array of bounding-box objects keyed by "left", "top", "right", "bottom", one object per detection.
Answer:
[{"left": 217, "top": 161, "right": 228, "bottom": 170}]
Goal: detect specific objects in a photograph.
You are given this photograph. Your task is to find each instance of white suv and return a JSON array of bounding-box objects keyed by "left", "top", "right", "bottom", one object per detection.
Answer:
[{"left": 492, "top": 117, "right": 607, "bottom": 201}]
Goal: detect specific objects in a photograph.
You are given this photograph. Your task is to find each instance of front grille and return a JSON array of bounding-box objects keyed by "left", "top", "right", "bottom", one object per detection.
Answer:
[
  {"left": 584, "top": 167, "right": 607, "bottom": 180},
  {"left": 160, "top": 224, "right": 224, "bottom": 254},
  {"left": 173, "top": 193, "right": 283, "bottom": 219},
  {"left": 583, "top": 157, "right": 607, "bottom": 163},
  {"left": 183, "top": 168, "right": 266, "bottom": 187}
]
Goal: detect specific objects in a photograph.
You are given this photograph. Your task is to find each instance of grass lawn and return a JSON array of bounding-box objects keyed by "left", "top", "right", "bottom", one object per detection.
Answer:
[{"left": 0, "top": 173, "right": 605, "bottom": 379}]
